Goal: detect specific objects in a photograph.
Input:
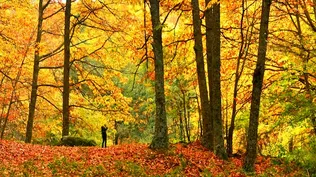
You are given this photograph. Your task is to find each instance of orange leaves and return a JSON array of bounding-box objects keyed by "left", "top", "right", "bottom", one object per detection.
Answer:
[
  {"left": 0, "top": 140, "right": 306, "bottom": 176},
  {"left": 147, "top": 71, "right": 155, "bottom": 81}
]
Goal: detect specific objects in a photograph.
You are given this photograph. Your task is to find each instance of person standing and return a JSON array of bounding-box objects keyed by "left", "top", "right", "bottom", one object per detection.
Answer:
[{"left": 101, "top": 125, "right": 108, "bottom": 148}]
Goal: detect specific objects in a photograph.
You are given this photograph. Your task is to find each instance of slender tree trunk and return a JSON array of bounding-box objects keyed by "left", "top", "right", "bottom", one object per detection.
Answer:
[
  {"left": 114, "top": 120, "right": 123, "bottom": 145},
  {"left": 0, "top": 106, "right": 3, "bottom": 133},
  {"left": 304, "top": 72, "right": 316, "bottom": 134},
  {"left": 182, "top": 91, "right": 191, "bottom": 142},
  {"left": 294, "top": 1, "right": 316, "bottom": 135},
  {"left": 62, "top": 0, "right": 71, "bottom": 137},
  {"left": 179, "top": 107, "right": 184, "bottom": 142},
  {"left": 196, "top": 94, "right": 203, "bottom": 138},
  {"left": 186, "top": 97, "right": 191, "bottom": 142},
  {"left": 0, "top": 79, "right": 5, "bottom": 137},
  {"left": 289, "top": 137, "right": 294, "bottom": 152},
  {"left": 225, "top": 89, "right": 228, "bottom": 144},
  {"left": 204, "top": 0, "right": 214, "bottom": 150},
  {"left": 25, "top": 0, "right": 45, "bottom": 143},
  {"left": 1, "top": 98, "right": 14, "bottom": 139},
  {"left": 227, "top": 0, "right": 246, "bottom": 156},
  {"left": 173, "top": 115, "right": 178, "bottom": 141},
  {"left": 243, "top": 0, "right": 272, "bottom": 172},
  {"left": 210, "top": 2, "right": 227, "bottom": 160},
  {"left": 313, "top": 0, "right": 316, "bottom": 21},
  {"left": 191, "top": 0, "right": 211, "bottom": 147},
  {"left": 149, "top": 0, "right": 169, "bottom": 149},
  {"left": 182, "top": 92, "right": 187, "bottom": 141}
]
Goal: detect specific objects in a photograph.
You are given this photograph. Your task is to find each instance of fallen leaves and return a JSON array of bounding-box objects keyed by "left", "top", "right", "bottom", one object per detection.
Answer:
[{"left": 0, "top": 140, "right": 305, "bottom": 176}]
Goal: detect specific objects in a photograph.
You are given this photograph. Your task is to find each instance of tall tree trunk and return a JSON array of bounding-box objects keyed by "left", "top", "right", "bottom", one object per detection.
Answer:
[
  {"left": 294, "top": 1, "right": 316, "bottom": 135},
  {"left": 225, "top": 91, "right": 228, "bottom": 143},
  {"left": 314, "top": 0, "right": 316, "bottom": 21},
  {"left": 1, "top": 94, "right": 15, "bottom": 139},
  {"left": 62, "top": 0, "right": 71, "bottom": 137},
  {"left": 179, "top": 107, "right": 184, "bottom": 142},
  {"left": 114, "top": 120, "right": 123, "bottom": 145},
  {"left": 0, "top": 105, "right": 4, "bottom": 134},
  {"left": 227, "top": 0, "right": 246, "bottom": 156},
  {"left": 191, "top": 0, "right": 211, "bottom": 147},
  {"left": 210, "top": 2, "right": 227, "bottom": 160},
  {"left": 243, "top": 0, "right": 272, "bottom": 172},
  {"left": 289, "top": 137, "right": 294, "bottom": 152},
  {"left": 304, "top": 74, "right": 316, "bottom": 134},
  {"left": 204, "top": 0, "right": 214, "bottom": 150},
  {"left": 1, "top": 90, "right": 14, "bottom": 139},
  {"left": 196, "top": 94, "right": 203, "bottom": 138},
  {"left": 25, "top": 0, "right": 45, "bottom": 143},
  {"left": 186, "top": 96, "right": 191, "bottom": 142},
  {"left": 182, "top": 91, "right": 189, "bottom": 142},
  {"left": 149, "top": 0, "right": 169, "bottom": 149}
]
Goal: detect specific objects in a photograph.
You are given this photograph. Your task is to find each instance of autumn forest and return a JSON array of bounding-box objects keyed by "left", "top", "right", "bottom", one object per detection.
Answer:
[{"left": 0, "top": 0, "right": 315, "bottom": 176}]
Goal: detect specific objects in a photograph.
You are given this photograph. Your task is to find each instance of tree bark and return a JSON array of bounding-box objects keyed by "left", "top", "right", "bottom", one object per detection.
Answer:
[
  {"left": 294, "top": 1, "right": 316, "bottom": 135},
  {"left": 314, "top": 0, "right": 316, "bottom": 21},
  {"left": 25, "top": 0, "right": 45, "bottom": 143},
  {"left": 186, "top": 96, "right": 192, "bottom": 143},
  {"left": 196, "top": 94, "right": 203, "bottom": 138},
  {"left": 179, "top": 106, "right": 184, "bottom": 142},
  {"left": 204, "top": 0, "right": 214, "bottom": 150},
  {"left": 62, "top": 0, "right": 71, "bottom": 137},
  {"left": 210, "top": 2, "right": 227, "bottom": 160},
  {"left": 182, "top": 91, "right": 190, "bottom": 142},
  {"left": 191, "top": 0, "right": 211, "bottom": 147},
  {"left": 149, "top": 0, "right": 169, "bottom": 149},
  {"left": 289, "top": 137, "right": 294, "bottom": 152},
  {"left": 243, "top": 0, "right": 272, "bottom": 172}
]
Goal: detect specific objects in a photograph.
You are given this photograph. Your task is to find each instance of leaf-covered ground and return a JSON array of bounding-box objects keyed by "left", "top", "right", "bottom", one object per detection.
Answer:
[{"left": 0, "top": 140, "right": 305, "bottom": 176}]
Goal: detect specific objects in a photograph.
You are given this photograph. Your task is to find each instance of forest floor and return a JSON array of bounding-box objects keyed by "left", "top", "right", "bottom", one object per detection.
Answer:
[{"left": 0, "top": 140, "right": 306, "bottom": 177}]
